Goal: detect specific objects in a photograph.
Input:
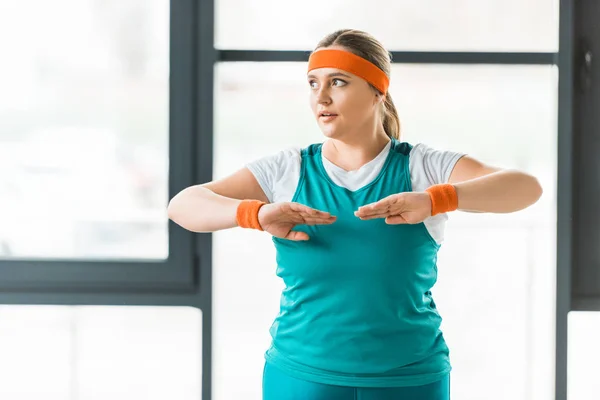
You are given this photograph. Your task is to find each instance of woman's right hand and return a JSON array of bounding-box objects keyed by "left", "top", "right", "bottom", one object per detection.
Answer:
[{"left": 258, "top": 202, "right": 336, "bottom": 241}]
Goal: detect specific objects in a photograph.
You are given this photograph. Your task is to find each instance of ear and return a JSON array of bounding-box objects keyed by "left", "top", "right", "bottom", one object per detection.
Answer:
[{"left": 373, "top": 92, "right": 386, "bottom": 106}]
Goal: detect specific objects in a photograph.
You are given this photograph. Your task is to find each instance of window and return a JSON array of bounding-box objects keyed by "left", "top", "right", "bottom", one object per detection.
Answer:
[
  {"left": 212, "top": 63, "right": 557, "bottom": 400},
  {"left": 0, "top": 0, "right": 198, "bottom": 292},
  {"left": 569, "top": 312, "right": 600, "bottom": 400},
  {"left": 1, "top": 1, "right": 565, "bottom": 399},
  {"left": 0, "top": 305, "right": 202, "bottom": 400},
  {"left": 215, "top": 0, "right": 559, "bottom": 51},
  {"left": 0, "top": 0, "right": 169, "bottom": 261}
]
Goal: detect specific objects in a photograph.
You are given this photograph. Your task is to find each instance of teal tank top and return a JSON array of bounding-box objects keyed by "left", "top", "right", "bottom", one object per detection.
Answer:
[{"left": 265, "top": 139, "right": 451, "bottom": 387}]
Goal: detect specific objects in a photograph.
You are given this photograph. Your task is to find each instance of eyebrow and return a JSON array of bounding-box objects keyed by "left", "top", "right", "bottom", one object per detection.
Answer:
[{"left": 307, "top": 72, "right": 352, "bottom": 79}]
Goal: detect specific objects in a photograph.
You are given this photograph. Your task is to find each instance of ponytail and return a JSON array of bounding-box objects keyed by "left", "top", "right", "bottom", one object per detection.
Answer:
[{"left": 382, "top": 92, "right": 400, "bottom": 140}]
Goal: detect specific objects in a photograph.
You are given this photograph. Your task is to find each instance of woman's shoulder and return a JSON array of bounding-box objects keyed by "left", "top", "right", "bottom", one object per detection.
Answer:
[
  {"left": 408, "top": 142, "right": 466, "bottom": 161},
  {"left": 407, "top": 142, "right": 467, "bottom": 185},
  {"left": 247, "top": 146, "right": 302, "bottom": 171}
]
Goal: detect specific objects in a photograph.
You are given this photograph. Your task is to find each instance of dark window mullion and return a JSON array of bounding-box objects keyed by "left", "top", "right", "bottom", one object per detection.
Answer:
[
  {"left": 217, "top": 50, "right": 558, "bottom": 65},
  {"left": 195, "top": 0, "right": 216, "bottom": 399}
]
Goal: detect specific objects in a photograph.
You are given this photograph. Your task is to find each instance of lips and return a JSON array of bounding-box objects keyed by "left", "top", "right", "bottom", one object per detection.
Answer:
[
  {"left": 319, "top": 115, "right": 337, "bottom": 123},
  {"left": 319, "top": 112, "right": 338, "bottom": 117},
  {"left": 318, "top": 111, "right": 338, "bottom": 123}
]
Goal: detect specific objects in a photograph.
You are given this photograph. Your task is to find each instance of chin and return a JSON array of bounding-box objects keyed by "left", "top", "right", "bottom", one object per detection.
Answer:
[{"left": 318, "top": 124, "right": 339, "bottom": 138}]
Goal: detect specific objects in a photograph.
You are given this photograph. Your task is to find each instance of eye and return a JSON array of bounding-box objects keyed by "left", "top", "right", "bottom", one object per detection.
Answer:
[
  {"left": 332, "top": 78, "right": 347, "bottom": 87},
  {"left": 308, "top": 80, "right": 319, "bottom": 89}
]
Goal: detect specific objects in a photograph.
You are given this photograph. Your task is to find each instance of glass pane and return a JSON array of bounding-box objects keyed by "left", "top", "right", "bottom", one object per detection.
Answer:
[
  {"left": 213, "top": 63, "right": 557, "bottom": 400},
  {"left": 0, "top": 0, "right": 169, "bottom": 260},
  {"left": 215, "top": 0, "right": 559, "bottom": 52},
  {"left": 568, "top": 312, "right": 600, "bottom": 400},
  {"left": 0, "top": 305, "right": 202, "bottom": 400}
]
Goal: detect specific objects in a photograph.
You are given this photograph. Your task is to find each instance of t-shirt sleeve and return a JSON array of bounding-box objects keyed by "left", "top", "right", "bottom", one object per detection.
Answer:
[
  {"left": 245, "top": 147, "right": 301, "bottom": 203},
  {"left": 409, "top": 143, "right": 466, "bottom": 190}
]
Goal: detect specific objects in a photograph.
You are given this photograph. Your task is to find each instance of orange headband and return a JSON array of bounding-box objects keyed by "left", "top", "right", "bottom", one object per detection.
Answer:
[{"left": 307, "top": 49, "right": 390, "bottom": 94}]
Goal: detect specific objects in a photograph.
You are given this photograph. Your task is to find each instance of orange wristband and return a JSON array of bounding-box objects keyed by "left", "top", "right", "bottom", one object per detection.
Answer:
[
  {"left": 236, "top": 200, "right": 266, "bottom": 230},
  {"left": 425, "top": 184, "right": 458, "bottom": 216}
]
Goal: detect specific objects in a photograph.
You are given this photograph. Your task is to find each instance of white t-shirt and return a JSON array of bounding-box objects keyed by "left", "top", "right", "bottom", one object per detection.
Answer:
[{"left": 247, "top": 141, "right": 465, "bottom": 244}]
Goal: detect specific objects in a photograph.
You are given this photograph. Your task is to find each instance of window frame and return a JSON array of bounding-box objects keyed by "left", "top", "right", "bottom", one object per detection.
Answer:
[
  {"left": 0, "top": 1, "right": 574, "bottom": 400},
  {"left": 0, "top": 0, "right": 205, "bottom": 296}
]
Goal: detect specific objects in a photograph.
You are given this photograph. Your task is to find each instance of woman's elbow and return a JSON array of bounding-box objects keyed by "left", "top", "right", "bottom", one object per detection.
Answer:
[
  {"left": 167, "top": 188, "right": 193, "bottom": 227},
  {"left": 525, "top": 173, "right": 544, "bottom": 205},
  {"left": 167, "top": 198, "right": 182, "bottom": 227}
]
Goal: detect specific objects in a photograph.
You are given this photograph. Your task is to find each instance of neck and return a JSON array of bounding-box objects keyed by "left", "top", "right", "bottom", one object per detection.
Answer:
[{"left": 323, "top": 125, "right": 391, "bottom": 171}]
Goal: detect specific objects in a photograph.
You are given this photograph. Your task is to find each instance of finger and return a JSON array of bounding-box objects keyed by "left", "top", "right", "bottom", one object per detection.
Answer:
[
  {"left": 290, "top": 203, "right": 326, "bottom": 215},
  {"left": 286, "top": 203, "right": 315, "bottom": 216},
  {"left": 285, "top": 230, "right": 309, "bottom": 241},
  {"left": 385, "top": 215, "right": 408, "bottom": 224},
  {"left": 358, "top": 194, "right": 405, "bottom": 215},
  {"left": 357, "top": 212, "right": 390, "bottom": 220},
  {"left": 290, "top": 203, "right": 333, "bottom": 218},
  {"left": 355, "top": 207, "right": 390, "bottom": 218},
  {"left": 357, "top": 202, "right": 385, "bottom": 212},
  {"left": 287, "top": 214, "right": 334, "bottom": 226},
  {"left": 356, "top": 202, "right": 391, "bottom": 216},
  {"left": 299, "top": 211, "right": 335, "bottom": 221},
  {"left": 302, "top": 216, "right": 336, "bottom": 225},
  {"left": 355, "top": 204, "right": 396, "bottom": 217},
  {"left": 292, "top": 213, "right": 336, "bottom": 224}
]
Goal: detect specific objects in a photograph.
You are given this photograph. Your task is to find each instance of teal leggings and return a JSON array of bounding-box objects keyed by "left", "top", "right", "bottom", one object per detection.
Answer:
[{"left": 263, "top": 363, "right": 450, "bottom": 400}]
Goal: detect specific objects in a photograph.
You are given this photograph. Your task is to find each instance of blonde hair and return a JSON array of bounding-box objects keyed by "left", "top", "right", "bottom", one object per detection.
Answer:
[{"left": 315, "top": 29, "right": 400, "bottom": 140}]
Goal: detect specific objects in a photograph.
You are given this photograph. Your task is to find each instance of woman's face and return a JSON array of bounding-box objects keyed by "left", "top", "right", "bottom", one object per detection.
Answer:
[{"left": 308, "top": 48, "right": 383, "bottom": 140}]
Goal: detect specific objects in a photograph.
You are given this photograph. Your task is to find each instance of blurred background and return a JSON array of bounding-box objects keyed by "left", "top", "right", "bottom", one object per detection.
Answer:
[{"left": 0, "top": 0, "right": 594, "bottom": 399}]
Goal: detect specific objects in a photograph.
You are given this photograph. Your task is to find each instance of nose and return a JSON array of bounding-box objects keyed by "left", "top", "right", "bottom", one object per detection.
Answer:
[{"left": 316, "top": 86, "right": 331, "bottom": 105}]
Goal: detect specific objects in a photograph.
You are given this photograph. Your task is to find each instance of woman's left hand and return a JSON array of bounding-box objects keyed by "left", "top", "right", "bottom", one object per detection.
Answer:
[{"left": 354, "top": 192, "right": 433, "bottom": 224}]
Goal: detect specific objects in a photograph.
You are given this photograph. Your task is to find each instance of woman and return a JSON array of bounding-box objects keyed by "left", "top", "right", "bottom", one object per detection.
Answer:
[{"left": 168, "top": 29, "right": 543, "bottom": 400}]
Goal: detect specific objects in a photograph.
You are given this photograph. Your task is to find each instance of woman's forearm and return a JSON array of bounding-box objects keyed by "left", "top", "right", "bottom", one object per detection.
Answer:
[
  {"left": 167, "top": 185, "right": 241, "bottom": 232},
  {"left": 453, "top": 169, "right": 543, "bottom": 213}
]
